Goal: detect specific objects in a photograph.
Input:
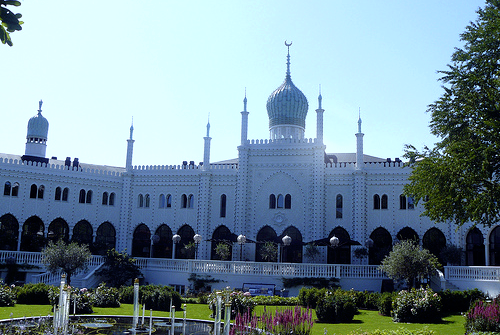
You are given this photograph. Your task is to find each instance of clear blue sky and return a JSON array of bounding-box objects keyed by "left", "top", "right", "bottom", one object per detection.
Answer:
[{"left": 1, "top": 1, "right": 486, "bottom": 167}]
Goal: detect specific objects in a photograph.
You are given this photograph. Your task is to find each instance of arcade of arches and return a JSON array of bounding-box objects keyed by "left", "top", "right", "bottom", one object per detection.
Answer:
[{"left": 1, "top": 213, "right": 499, "bottom": 265}]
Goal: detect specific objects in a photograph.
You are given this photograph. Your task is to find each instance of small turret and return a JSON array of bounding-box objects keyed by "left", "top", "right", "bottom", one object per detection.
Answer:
[{"left": 22, "top": 100, "right": 49, "bottom": 164}]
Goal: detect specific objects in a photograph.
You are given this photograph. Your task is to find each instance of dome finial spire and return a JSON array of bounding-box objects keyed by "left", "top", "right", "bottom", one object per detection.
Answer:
[
  {"left": 38, "top": 100, "right": 43, "bottom": 114},
  {"left": 243, "top": 87, "right": 247, "bottom": 112},
  {"left": 285, "top": 40, "right": 292, "bottom": 78}
]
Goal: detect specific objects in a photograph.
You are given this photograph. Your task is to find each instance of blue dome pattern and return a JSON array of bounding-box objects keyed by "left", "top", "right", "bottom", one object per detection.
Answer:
[
  {"left": 27, "top": 110, "right": 49, "bottom": 139},
  {"left": 266, "top": 50, "right": 308, "bottom": 128}
]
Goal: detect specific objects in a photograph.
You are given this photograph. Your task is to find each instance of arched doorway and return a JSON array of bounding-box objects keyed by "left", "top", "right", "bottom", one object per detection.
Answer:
[
  {"left": 47, "top": 218, "right": 69, "bottom": 244},
  {"left": 152, "top": 224, "right": 173, "bottom": 258},
  {"left": 94, "top": 222, "right": 116, "bottom": 255},
  {"left": 397, "top": 227, "right": 419, "bottom": 243},
  {"left": 423, "top": 228, "right": 446, "bottom": 264},
  {"left": 256, "top": 226, "right": 278, "bottom": 262},
  {"left": 328, "top": 227, "right": 351, "bottom": 264},
  {"left": 0, "top": 214, "right": 19, "bottom": 251},
  {"left": 20, "top": 216, "right": 45, "bottom": 252},
  {"left": 175, "top": 225, "right": 195, "bottom": 259},
  {"left": 72, "top": 220, "right": 93, "bottom": 247},
  {"left": 369, "top": 227, "right": 392, "bottom": 265},
  {"left": 281, "top": 226, "right": 303, "bottom": 263},
  {"left": 211, "top": 226, "right": 233, "bottom": 261},
  {"left": 466, "top": 227, "right": 485, "bottom": 265},
  {"left": 490, "top": 226, "right": 500, "bottom": 266},
  {"left": 132, "top": 224, "right": 151, "bottom": 257}
]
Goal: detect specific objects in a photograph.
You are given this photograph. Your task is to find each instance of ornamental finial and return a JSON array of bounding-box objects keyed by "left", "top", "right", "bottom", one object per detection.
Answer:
[
  {"left": 38, "top": 100, "right": 43, "bottom": 113},
  {"left": 284, "top": 40, "right": 292, "bottom": 78}
]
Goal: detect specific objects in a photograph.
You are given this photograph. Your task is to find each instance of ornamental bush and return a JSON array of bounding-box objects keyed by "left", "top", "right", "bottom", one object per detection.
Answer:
[
  {"left": 377, "top": 292, "right": 396, "bottom": 316},
  {"left": 208, "top": 288, "right": 256, "bottom": 318},
  {"left": 464, "top": 296, "right": 500, "bottom": 333},
  {"left": 438, "top": 288, "right": 486, "bottom": 314},
  {"left": 315, "top": 289, "right": 357, "bottom": 323},
  {"left": 392, "top": 287, "right": 441, "bottom": 323},
  {"left": 298, "top": 287, "right": 327, "bottom": 308},
  {"left": 91, "top": 282, "right": 120, "bottom": 307},
  {"left": 14, "top": 283, "right": 52, "bottom": 305},
  {"left": 141, "top": 285, "right": 182, "bottom": 311},
  {"left": 0, "top": 283, "right": 16, "bottom": 306}
]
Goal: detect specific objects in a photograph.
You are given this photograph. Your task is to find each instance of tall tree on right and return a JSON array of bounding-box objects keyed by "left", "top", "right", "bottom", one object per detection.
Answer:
[{"left": 405, "top": 0, "right": 500, "bottom": 227}]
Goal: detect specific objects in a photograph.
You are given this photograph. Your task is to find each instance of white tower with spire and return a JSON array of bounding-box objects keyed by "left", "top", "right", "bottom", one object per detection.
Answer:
[
  {"left": 316, "top": 87, "right": 324, "bottom": 144},
  {"left": 126, "top": 120, "right": 135, "bottom": 171},
  {"left": 240, "top": 92, "right": 249, "bottom": 145},
  {"left": 356, "top": 110, "right": 364, "bottom": 169},
  {"left": 203, "top": 118, "right": 211, "bottom": 170},
  {"left": 24, "top": 100, "right": 49, "bottom": 161}
]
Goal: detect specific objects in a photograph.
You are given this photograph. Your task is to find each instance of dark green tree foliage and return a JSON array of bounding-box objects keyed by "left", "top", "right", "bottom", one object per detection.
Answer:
[
  {"left": 404, "top": 0, "right": 500, "bottom": 227},
  {"left": 42, "top": 240, "right": 91, "bottom": 286},
  {"left": 96, "top": 248, "right": 142, "bottom": 287},
  {"left": 378, "top": 240, "right": 440, "bottom": 288},
  {"left": 0, "top": 0, "right": 22, "bottom": 46}
]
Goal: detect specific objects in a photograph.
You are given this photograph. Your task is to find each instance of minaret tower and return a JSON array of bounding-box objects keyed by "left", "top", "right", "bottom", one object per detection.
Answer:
[
  {"left": 126, "top": 119, "right": 135, "bottom": 171},
  {"left": 23, "top": 100, "right": 49, "bottom": 164},
  {"left": 316, "top": 86, "right": 324, "bottom": 143},
  {"left": 203, "top": 117, "right": 211, "bottom": 170},
  {"left": 240, "top": 90, "right": 249, "bottom": 145},
  {"left": 356, "top": 109, "right": 364, "bottom": 169}
]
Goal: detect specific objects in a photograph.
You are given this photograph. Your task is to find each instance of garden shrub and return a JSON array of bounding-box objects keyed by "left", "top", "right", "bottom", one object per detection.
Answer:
[
  {"left": 438, "top": 288, "right": 486, "bottom": 314},
  {"left": 140, "top": 285, "right": 182, "bottom": 311},
  {"left": 91, "top": 283, "right": 120, "bottom": 307},
  {"left": 377, "top": 292, "right": 395, "bottom": 316},
  {"left": 358, "top": 291, "right": 380, "bottom": 310},
  {"left": 118, "top": 285, "right": 134, "bottom": 303},
  {"left": 315, "top": 289, "right": 358, "bottom": 323},
  {"left": 15, "top": 283, "right": 52, "bottom": 305},
  {"left": 48, "top": 286, "right": 93, "bottom": 314},
  {"left": 251, "top": 295, "right": 298, "bottom": 306},
  {"left": 208, "top": 288, "right": 256, "bottom": 318},
  {"left": 298, "top": 287, "right": 326, "bottom": 308},
  {"left": 464, "top": 295, "right": 500, "bottom": 334},
  {"left": 392, "top": 287, "right": 441, "bottom": 323},
  {"left": 0, "top": 283, "right": 16, "bottom": 306}
]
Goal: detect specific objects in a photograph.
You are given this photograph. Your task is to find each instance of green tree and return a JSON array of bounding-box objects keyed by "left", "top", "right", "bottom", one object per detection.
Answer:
[
  {"left": 260, "top": 241, "right": 277, "bottom": 262},
  {"left": 215, "top": 242, "right": 231, "bottom": 261},
  {"left": 96, "top": 249, "right": 142, "bottom": 287},
  {"left": 379, "top": 240, "right": 441, "bottom": 288},
  {"left": 1, "top": 0, "right": 23, "bottom": 46},
  {"left": 404, "top": 0, "right": 500, "bottom": 227},
  {"left": 42, "top": 240, "right": 91, "bottom": 286}
]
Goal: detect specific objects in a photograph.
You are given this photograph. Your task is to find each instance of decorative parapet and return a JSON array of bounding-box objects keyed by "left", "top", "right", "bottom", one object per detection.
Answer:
[
  {"left": 132, "top": 163, "right": 238, "bottom": 171},
  {"left": 326, "top": 161, "right": 405, "bottom": 169},
  {"left": 247, "top": 138, "right": 317, "bottom": 145},
  {"left": 0, "top": 157, "right": 124, "bottom": 177}
]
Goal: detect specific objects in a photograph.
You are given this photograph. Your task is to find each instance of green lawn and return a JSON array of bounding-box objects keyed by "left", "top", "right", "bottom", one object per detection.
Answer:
[{"left": 0, "top": 303, "right": 465, "bottom": 335}]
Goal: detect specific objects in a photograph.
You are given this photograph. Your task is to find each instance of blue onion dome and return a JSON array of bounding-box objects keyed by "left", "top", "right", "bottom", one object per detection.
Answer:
[
  {"left": 27, "top": 100, "right": 49, "bottom": 140},
  {"left": 266, "top": 44, "right": 308, "bottom": 129}
]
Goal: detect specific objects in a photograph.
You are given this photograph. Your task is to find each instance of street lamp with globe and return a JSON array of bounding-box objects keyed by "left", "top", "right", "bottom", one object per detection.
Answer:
[
  {"left": 172, "top": 234, "right": 181, "bottom": 259},
  {"left": 237, "top": 234, "right": 246, "bottom": 261}
]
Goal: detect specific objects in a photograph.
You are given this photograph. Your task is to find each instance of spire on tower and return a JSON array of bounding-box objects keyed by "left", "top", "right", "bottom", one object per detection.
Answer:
[
  {"left": 285, "top": 40, "right": 292, "bottom": 79},
  {"left": 318, "top": 85, "right": 322, "bottom": 110},
  {"left": 129, "top": 117, "right": 134, "bottom": 140},
  {"left": 38, "top": 99, "right": 43, "bottom": 113},
  {"left": 358, "top": 108, "right": 362, "bottom": 133},
  {"left": 243, "top": 88, "right": 247, "bottom": 112},
  {"left": 206, "top": 115, "right": 211, "bottom": 137}
]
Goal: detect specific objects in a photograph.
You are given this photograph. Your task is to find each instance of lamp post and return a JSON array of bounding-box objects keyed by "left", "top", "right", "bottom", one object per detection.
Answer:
[
  {"left": 282, "top": 235, "right": 292, "bottom": 263},
  {"left": 150, "top": 234, "right": 160, "bottom": 258},
  {"left": 172, "top": 234, "right": 181, "bottom": 259},
  {"left": 330, "top": 235, "right": 339, "bottom": 264},
  {"left": 193, "top": 234, "right": 202, "bottom": 259},
  {"left": 237, "top": 234, "right": 246, "bottom": 261}
]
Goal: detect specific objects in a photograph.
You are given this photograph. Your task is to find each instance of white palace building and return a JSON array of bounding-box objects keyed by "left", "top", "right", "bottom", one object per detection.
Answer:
[{"left": 0, "top": 46, "right": 499, "bottom": 296}]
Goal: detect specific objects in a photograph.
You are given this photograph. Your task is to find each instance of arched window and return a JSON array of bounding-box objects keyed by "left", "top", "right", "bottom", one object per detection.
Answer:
[
  {"left": 188, "top": 194, "right": 194, "bottom": 208},
  {"left": 489, "top": 226, "right": 500, "bottom": 266},
  {"left": 285, "top": 194, "right": 291, "bottom": 209},
  {"left": 220, "top": 194, "right": 227, "bottom": 218},
  {"left": 62, "top": 188, "right": 69, "bottom": 201},
  {"left": 175, "top": 225, "right": 195, "bottom": 259},
  {"left": 138, "top": 194, "right": 144, "bottom": 208},
  {"left": 159, "top": 194, "right": 165, "bottom": 208},
  {"left": 277, "top": 194, "right": 284, "bottom": 208},
  {"left": 269, "top": 194, "right": 276, "bottom": 209},
  {"left": 328, "top": 227, "right": 350, "bottom": 264},
  {"left": 30, "top": 184, "right": 37, "bottom": 199},
  {"left": 166, "top": 194, "right": 172, "bottom": 208},
  {"left": 211, "top": 225, "right": 233, "bottom": 260},
  {"left": 145, "top": 194, "right": 150, "bottom": 208},
  {"left": 79, "top": 189, "right": 86, "bottom": 203},
  {"left": 55, "top": 187, "right": 62, "bottom": 201},
  {"left": 373, "top": 194, "right": 380, "bottom": 210},
  {"left": 85, "top": 190, "right": 92, "bottom": 204},
  {"left": 466, "top": 227, "right": 485, "bottom": 265},
  {"left": 102, "top": 192, "right": 109, "bottom": 205},
  {"left": 281, "top": 226, "right": 303, "bottom": 263},
  {"left": 72, "top": 220, "right": 93, "bottom": 247},
  {"left": 423, "top": 228, "right": 446, "bottom": 264},
  {"left": 369, "top": 227, "right": 392, "bottom": 265},
  {"left": 109, "top": 193, "right": 115, "bottom": 206},
  {"left": 20, "top": 216, "right": 45, "bottom": 252},
  {"left": 381, "top": 194, "right": 388, "bottom": 209},
  {"left": 11, "top": 182, "right": 19, "bottom": 197},
  {"left": 336, "top": 194, "right": 343, "bottom": 218},
  {"left": 132, "top": 224, "right": 151, "bottom": 257},
  {"left": 37, "top": 185, "right": 45, "bottom": 199},
  {"left": 256, "top": 226, "right": 278, "bottom": 262},
  {"left": 152, "top": 224, "right": 173, "bottom": 258},
  {"left": 0, "top": 214, "right": 19, "bottom": 251},
  {"left": 397, "top": 227, "right": 419, "bottom": 243},
  {"left": 399, "top": 194, "right": 407, "bottom": 209},
  {"left": 94, "top": 222, "right": 116, "bottom": 255},
  {"left": 47, "top": 218, "right": 69, "bottom": 244},
  {"left": 181, "top": 194, "right": 187, "bottom": 208},
  {"left": 408, "top": 196, "right": 415, "bottom": 210},
  {"left": 3, "top": 181, "right": 11, "bottom": 196}
]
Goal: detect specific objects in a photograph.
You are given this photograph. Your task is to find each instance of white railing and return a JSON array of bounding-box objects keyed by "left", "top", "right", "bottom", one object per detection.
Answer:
[
  {"left": 0, "top": 251, "right": 44, "bottom": 265},
  {"left": 134, "top": 258, "right": 386, "bottom": 279},
  {"left": 445, "top": 266, "right": 500, "bottom": 281}
]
